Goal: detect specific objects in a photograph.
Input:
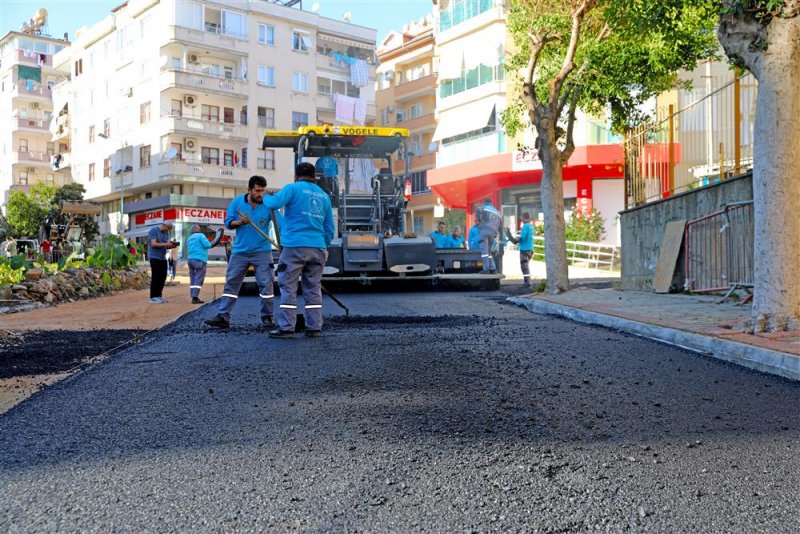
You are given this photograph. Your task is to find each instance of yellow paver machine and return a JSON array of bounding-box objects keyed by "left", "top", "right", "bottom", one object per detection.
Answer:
[{"left": 263, "top": 125, "right": 501, "bottom": 289}]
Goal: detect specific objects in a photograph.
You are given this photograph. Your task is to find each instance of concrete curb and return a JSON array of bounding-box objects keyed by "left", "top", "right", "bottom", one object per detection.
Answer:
[{"left": 508, "top": 296, "right": 800, "bottom": 382}]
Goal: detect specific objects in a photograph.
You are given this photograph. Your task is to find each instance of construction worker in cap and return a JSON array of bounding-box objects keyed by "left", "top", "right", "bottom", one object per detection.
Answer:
[
  {"left": 205, "top": 175, "right": 277, "bottom": 328},
  {"left": 186, "top": 224, "right": 223, "bottom": 303},
  {"left": 261, "top": 162, "right": 335, "bottom": 339},
  {"left": 475, "top": 198, "right": 502, "bottom": 274}
]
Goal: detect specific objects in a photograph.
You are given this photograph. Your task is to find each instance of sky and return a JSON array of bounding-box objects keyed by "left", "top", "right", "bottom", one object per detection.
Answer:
[{"left": 0, "top": 0, "right": 433, "bottom": 45}]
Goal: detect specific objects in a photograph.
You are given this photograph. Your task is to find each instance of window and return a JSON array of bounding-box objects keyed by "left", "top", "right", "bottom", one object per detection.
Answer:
[
  {"left": 18, "top": 139, "right": 28, "bottom": 152},
  {"left": 257, "top": 65, "right": 275, "bottom": 86},
  {"left": 223, "top": 149, "right": 234, "bottom": 166},
  {"left": 88, "top": 163, "right": 95, "bottom": 181},
  {"left": 257, "top": 149, "right": 275, "bottom": 170},
  {"left": 409, "top": 104, "right": 423, "bottom": 119},
  {"left": 439, "top": 0, "right": 493, "bottom": 31},
  {"left": 59, "top": 143, "right": 69, "bottom": 153},
  {"left": 439, "top": 62, "right": 505, "bottom": 98},
  {"left": 46, "top": 173, "right": 55, "bottom": 184},
  {"left": 292, "top": 31, "right": 311, "bottom": 52},
  {"left": 258, "top": 24, "right": 274, "bottom": 45},
  {"left": 223, "top": 107, "right": 234, "bottom": 124},
  {"left": 413, "top": 216, "right": 424, "bottom": 234},
  {"left": 18, "top": 171, "right": 28, "bottom": 185},
  {"left": 291, "top": 112, "right": 308, "bottom": 130},
  {"left": 292, "top": 72, "right": 308, "bottom": 93},
  {"left": 202, "top": 147, "right": 220, "bottom": 165},
  {"left": 103, "top": 118, "right": 110, "bottom": 138},
  {"left": 396, "top": 108, "right": 406, "bottom": 123},
  {"left": 411, "top": 170, "right": 429, "bottom": 193},
  {"left": 241, "top": 147, "right": 248, "bottom": 168},
  {"left": 140, "top": 101, "right": 151, "bottom": 124},
  {"left": 171, "top": 99, "right": 183, "bottom": 117},
  {"left": 221, "top": 10, "right": 246, "bottom": 39},
  {"left": 201, "top": 104, "right": 219, "bottom": 122},
  {"left": 257, "top": 107, "right": 275, "bottom": 128},
  {"left": 103, "top": 158, "right": 110, "bottom": 178},
  {"left": 411, "top": 133, "right": 424, "bottom": 155},
  {"left": 46, "top": 142, "right": 54, "bottom": 156},
  {"left": 139, "top": 145, "right": 151, "bottom": 168},
  {"left": 74, "top": 58, "right": 83, "bottom": 76},
  {"left": 171, "top": 142, "right": 183, "bottom": 161}
]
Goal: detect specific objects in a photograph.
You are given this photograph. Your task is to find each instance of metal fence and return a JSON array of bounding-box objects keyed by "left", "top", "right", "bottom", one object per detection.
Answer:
[
  {"left": 625, "top": 71, "right": 758, "bottom": 208},
  {"left": 525, "top": 236, "right": 620, "bottom": 271},
  {"left": 684, "top": 201, "right": 754, "bottom": 294}
]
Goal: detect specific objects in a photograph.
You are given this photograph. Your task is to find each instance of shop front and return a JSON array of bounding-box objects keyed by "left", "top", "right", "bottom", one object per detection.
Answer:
[
  {"left": 427, "top": 145, "right": 626, "bottom": 245},
  {"left": 126, "top": 205, "right": 229, "bottom": 259}
]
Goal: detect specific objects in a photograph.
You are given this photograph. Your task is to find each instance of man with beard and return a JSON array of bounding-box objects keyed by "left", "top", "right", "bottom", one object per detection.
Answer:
[{"left": 205, "top": 175, "right": 276, "bottom": 328}]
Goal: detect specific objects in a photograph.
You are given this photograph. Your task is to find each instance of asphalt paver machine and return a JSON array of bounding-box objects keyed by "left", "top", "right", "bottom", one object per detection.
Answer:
[{"left": 263, "top": 125, "right": 501, "bottom": 289}]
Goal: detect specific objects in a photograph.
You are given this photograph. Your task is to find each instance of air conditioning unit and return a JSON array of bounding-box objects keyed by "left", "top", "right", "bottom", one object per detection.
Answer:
[
  {"left": 383, "top": 70, "right": 394, "bottom": 81},
  {"left": 184, "top": 94, "right": 197, "bottom": 107},
  {"left": 188, "top": 53, "right": 200, "bottom": 64},
  {"left": 31, "top": 102, "right": 41, "bottom": 109},
  {"left": 28, "top": 167, "right": 37, "bottom": 173},
  {"left": 184, "top": 137, "right": 198, "bottom": 152},
  {"left": 386, "top": 105, "right": 395, "bottom": 113}
]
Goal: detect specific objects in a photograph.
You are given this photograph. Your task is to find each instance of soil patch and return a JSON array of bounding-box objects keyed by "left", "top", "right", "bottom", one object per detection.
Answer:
[{"left": 0, "top": 329, "right": 144, "bottom": 379}]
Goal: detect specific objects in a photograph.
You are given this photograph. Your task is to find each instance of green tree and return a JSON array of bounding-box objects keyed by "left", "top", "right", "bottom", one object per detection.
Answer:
[
  {"left": 501, "top": 0, "right": 718, "bottom": 294},
  {"left": 5, "top": 183, "right": 56, "bottom": 238},
  {"left": 718, "top": 0, "right": 799, "bottom": 331},
  {"left": 48, "top": 183, "right": 99, "bottom": 243},
  {"left": 442, "top": 209, "right": 467, "bottom": 232}
]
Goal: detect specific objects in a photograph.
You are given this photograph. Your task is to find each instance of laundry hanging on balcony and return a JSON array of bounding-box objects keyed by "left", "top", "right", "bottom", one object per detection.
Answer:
[
  {"left": 18, "top": 65, "right": 42, "bottom": 83},
  {"left": 334, "top": 93, "right": 356, "bottom": 124},
  {"left": 350, "top": 59, "right": 369, "bottom": 88}
]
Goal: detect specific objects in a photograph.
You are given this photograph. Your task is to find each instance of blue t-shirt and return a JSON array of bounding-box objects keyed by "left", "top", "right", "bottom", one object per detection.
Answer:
[
  {"left": 519, "top": 222, "right": 534, "bottom": 251},
  {"left": 467, "top": 226, "right": 480, "bottom": 250},
  {"left": 429, "top": 231, "right": 448, "bottom": 248},
  {"left": 225, "top": 193, "right": 275, "bottom": 254},
  {"left": 186, "top": 232, "right": 213, "bottom": 262},
  {"left": 261, "top": 181, "right": 335, "bottom": 249},
  {"left": 447, "top": 235, "right": 465, "bottom": 249},
  {"left": 316, "top": 155, "right": 339, "bottom": 178},
  {"left": 147, "top": 226, "right": 170, "bottom": 260}
]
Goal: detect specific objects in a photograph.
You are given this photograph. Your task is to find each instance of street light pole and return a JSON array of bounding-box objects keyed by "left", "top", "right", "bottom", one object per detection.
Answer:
[{"left": 98, "top": 133, "right": 127, "bottom": 234}]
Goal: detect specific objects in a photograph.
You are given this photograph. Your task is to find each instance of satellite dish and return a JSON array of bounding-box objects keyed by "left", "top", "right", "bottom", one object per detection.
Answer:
[
  {"left": 36, "top": 8, "right": 48, "bottom": 22},
  {"left": 165, "top": 147, "right": 178, "bottom": 160},
  {"left": 311, "top": 2, "right": 320, "bottom": 12},
  {"left": 343, "top": 11, "right": 351, "bottom": 22}
]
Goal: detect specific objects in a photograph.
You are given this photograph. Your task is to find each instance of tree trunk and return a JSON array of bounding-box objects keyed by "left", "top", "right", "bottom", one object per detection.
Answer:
[
  {"left": 749, "top": 46, "right": 800, "bottom": 331},
  {"left": 538, "top": 131, "right": 570, "bottom": 294}
]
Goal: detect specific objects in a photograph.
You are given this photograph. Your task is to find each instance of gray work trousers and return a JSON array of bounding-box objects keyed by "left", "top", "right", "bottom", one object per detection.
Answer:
[
  {"left": 217, "top": 251, "right": 274, "bottom": 322},
  {"left": 188, "top": 259, "right": 207, "bottom": 298},
  {"left": 520, "top": 250, "right": 533, "bottom": 285},
  {"left": 276, "top": 247, "right": 326, "bottom": 332},
  {"left": 478, "top": 227, "right": 498, "bottom": 272}
]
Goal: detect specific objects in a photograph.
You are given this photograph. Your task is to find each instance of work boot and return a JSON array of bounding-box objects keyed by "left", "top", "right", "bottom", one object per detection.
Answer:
[
  {"left": 305, "top": 330, "right": 321, "bottom": 338},
  {"left": 204, "top": 315, "right": 230, "bottom": 329},
  {"left": 261, "top": 315, "right": 274, "bottom": 327},
  {"left": 192, "top": 297, "right": 205, "bottom": 304},
  {"left": 268, "top": 329, "right": 294, "bottom": 339}
]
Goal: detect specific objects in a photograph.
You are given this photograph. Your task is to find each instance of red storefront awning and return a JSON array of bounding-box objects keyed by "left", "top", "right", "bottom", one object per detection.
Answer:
[{"left": 428, "top": 144, "right": 625, "bottom": 209}]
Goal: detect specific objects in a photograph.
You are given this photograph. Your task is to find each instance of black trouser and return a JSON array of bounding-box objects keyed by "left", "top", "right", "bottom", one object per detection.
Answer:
[{"left": 150, "top": 258, "right": 168, "bottom": 298}]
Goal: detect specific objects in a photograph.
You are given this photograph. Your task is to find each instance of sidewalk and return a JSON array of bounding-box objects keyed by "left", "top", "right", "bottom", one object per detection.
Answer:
[{"left": 509, "top": 288, "right": 800, "bottom": 381}]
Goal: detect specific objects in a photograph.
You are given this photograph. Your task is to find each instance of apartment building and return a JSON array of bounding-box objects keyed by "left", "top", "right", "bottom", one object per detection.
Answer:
[
  {"left": 426, "top": 0, "right": 625, "bottom": 245},
  {"left": 376, "top": 16, "right": 437, "bottom": 235},
  {"left": 53, "top": 0, "right": 376, "bottom": 248},
  {"left": 0, "top": 19, "right": 70, "bottom": 212}
]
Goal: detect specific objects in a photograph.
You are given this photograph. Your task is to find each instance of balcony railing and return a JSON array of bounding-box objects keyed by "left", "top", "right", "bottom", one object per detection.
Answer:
[
  {"left": 16, "top": 117, "right": 50, "bottom": 130},
  {"left": 315, "top": 93, "right": 377, "bottom": 121},
  {"left": 161, "top": 67, "right": 247, "bottom": 98},
  {"left": 162, "top": 114, "right": 249, "bottom": 140},
  {"left": 158, "top": 159, "right": 251, "bottom": 181},
  {"left": 13, "top": 150, "right": 52, "bottom": 165},
  {"left": 257, "top": 116, "right": 275, "bottom": 128},
  {"left": 11, "top": 80, "right": 52, "bottom": 99},
  {"left": 17, "top": 49, "right": 53, "bottom": 68},
  {"left": 394, "top": 74, "right": 436, "bottom": 101},
  {"left": 395, "top": 113, "right": 435, "bottom": 132},
  {"left": 167, "top": 25, "right": 250, "bottom": 52}
]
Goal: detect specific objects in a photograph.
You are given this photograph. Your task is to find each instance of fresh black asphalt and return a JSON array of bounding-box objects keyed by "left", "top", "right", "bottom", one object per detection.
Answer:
[{"left": 1, "top": 290, "right": 798, "bottom": 532}]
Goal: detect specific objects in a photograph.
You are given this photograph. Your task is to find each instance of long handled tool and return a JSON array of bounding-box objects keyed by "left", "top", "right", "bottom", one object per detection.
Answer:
[{"left": 236, "top": 209, "right": 350, "bottom": 319}]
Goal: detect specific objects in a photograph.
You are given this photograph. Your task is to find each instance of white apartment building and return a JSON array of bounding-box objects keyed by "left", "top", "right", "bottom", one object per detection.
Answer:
[
  {"left": 54, "top": 0, "right": 376, "bottom": 249},
  {"left": 0, "top": 23, "right": 70, "bottom": 212}
]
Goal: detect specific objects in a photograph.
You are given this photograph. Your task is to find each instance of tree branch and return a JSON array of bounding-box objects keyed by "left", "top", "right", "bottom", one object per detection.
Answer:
[
  {"left": 561, "top": 88, "right": 580, "bottom": 165},
  {"left": 549, "top": 1, "right": 596, "bottom": 109},
  {"left": 524, "top": 32, "right": 554, "bottom": 109}
]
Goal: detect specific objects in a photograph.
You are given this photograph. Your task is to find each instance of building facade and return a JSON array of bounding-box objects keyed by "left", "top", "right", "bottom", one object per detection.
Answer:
[
  {"left": 426, "top": 0, "right": 625, "bottom": 245},
  {"left": 53, "top": 0, "right": 376, "bottom": 250},
  {"left": 0, "top": 24, "right": 70, "bottom": 213},
  {"left": 376, "top": 17, "right": 438, "bottom": 235}
]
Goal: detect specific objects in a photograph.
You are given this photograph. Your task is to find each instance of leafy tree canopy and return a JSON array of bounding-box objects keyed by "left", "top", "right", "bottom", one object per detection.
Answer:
[{"left": 5, "top": 183, "right": 56, "bottom": 238}]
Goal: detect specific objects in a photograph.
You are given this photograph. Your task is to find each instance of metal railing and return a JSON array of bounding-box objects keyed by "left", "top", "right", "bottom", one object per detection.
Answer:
[
  {"left": 508, "top": 236, "right": 620, "bottom": 271},
  {"left": 684, "top": 201, "right": 754, "bottom": 294},
  {"left": 625, "top": 71, "right": 758, "bottom": 208}
]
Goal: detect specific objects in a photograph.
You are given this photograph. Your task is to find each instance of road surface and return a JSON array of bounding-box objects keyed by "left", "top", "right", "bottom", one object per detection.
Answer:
[{"left": 1, "top": 290, "right": 798, "bottom": 532}]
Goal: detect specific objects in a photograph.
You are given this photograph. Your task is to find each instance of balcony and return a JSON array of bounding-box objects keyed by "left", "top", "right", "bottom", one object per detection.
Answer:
[
  {"left": 17, "top": 49, "right": 53, "bottom": 68},
  {"left": 394, "top": 74, "right": 436, "bottom": 102},
  {"left": 165, "top": 25, "right": 250, "bottom": 53},
  {"left": 395, "top": 113, "right": 435, "bottom": 132},
  {"left": 15, "top": 117, "right": 50, "bottom": 131},
  {"left": 160, "top": 67, "right": 247, "bottom": 99},
  {"left": 392, "top": 152, "right": 436, "bottom": 173},
  {"left": 161, "top": 115, "right": 248, "bottom": 141},
  {"left": 316, "top": 54, "right": 350, "bottom": 73},
  {"left": 158, "top": 159, "right": 251, "bottom": 184},
  {"left": 11, "top": 80, "right": 52, "bottom": 101},
  {"left": 315, "top": 93, "right": 377, "bottom": 122},
  {"left": 11, "top": 150, "right": 52, "bottom": 167}
]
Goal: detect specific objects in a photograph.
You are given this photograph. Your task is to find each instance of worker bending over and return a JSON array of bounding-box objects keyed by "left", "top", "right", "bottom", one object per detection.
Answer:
[
  {"left": 505, "top": 212, "right": 534, "bottom": 288},
  {"left": 186, "top": 224, "right": 223, "bottom": 303},
  {"left": 261, "top": 162, "right": 335, "bottom": 339}
]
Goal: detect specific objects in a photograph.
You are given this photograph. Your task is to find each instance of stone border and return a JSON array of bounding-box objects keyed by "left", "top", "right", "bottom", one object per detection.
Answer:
[{"left": 509, "top": 296, "right": 800, "bottom": 382}]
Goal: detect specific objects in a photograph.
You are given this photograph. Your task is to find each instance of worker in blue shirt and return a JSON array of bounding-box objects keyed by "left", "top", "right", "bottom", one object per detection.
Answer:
[
  {"left": 429, "top": 221, "right": 449, "bottom": 248},
  {"left": 506, "top": 212, "right": 534, "bottom": 288},
  {"left": 186, "top": 224, "right": 223, "bottom": 304},
  {"left": 447, "top": 225, "right": 466, "bottom": 248},
  {"left": 261, "top": 162, "right": 335, "bottom": 339},
  {"left": 476, "top": 198, "right": 502, "bottom": 273},
  {"left": 205, "top": 175, "right": 277, "bottom": 329},
  {"left": 467, "top": 224, "right": 480, "bottom": 250}
]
